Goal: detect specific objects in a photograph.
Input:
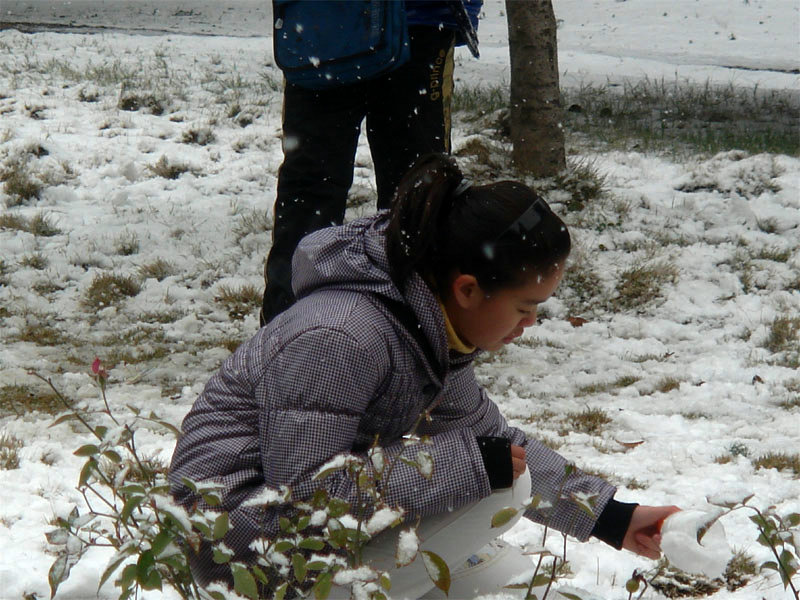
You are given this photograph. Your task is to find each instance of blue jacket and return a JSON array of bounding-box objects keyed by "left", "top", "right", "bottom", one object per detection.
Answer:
[
  {"left": 406, "top": 0, "right": 482, "bottom": 56},
  {"left": 406, "top": 0, "right": 482, "bottom": 31}
]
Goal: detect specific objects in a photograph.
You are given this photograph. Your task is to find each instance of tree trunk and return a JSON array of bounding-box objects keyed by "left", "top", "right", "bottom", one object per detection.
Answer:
[{"left": 505, "top": 0, "right": 566, "bottom": 176}]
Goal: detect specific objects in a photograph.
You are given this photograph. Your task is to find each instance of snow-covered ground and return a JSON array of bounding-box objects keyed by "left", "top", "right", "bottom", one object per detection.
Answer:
[{"left": 0, "top": 1, "right": 798, "bottom": 599}]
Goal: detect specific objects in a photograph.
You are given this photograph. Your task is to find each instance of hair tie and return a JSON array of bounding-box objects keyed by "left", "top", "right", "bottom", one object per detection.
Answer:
[{"left": 453, "top": 179, "right": 472, "bottom": 198}]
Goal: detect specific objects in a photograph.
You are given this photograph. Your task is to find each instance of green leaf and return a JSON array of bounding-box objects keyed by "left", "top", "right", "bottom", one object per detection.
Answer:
[
  {"left": 150, "top": 530, "right": 173, "bottom": 557},
  {"left": 327, "top": 498, "right": 351, "bottom": 518},
  {"left": 48, "top": 554, "right": 70, "bottom": 599},
  {"left": 139, "top": 567, "right": 162, "bottom": 591},
  {"left": 526, "top": 494, "right": 543, "bottom": 510},
  {"left": 213, "top": 513, "right": 230, "bottom": 540},
  {"left": 299, "top": 537, "right": 325, "bottom": 551},
  {"left": 155, "top": 419, "right": 182, "bottom": 437},
  {"left": 74, "top": 444, "right": 100, "bottom": 457},
  {"left": 212, "top": 547, "right": 232, "bottom": 564},
  {"left": 313, "top": 572, "right": 333, "bottom": 599},
  {"left": 102, "top": 449, "right": 123, "bottom": 463},
  {"left": 50, "top": 412, "right": 79, "bottom": 427},
  {"left": 779, "top": 549, "right": 797, "bottom": 585},
  {"left": 120, "top": 483, "right": 147, "bottom": 497},
  {"left": 251, "top": 565, "right": 269, "bottom": 584},
  {"left": 232, "top": 563, "right": 259, "bottom": 600},
  {"left": 530, "top": 574, "right": 551, "bottom": 587},
  {"left": 421, "top": 550, "right": 451, "bottom": 595},
  {"left": 98, "top": 550, "right": 131, "bottom": 592},
  {"left": 761, "top": 560, "right": 779, "bottom": 572},
  {"left": 274, "top": 540, "right": 294, "bottom": 553},
  {"left": 201, "top": 491, "right": 222, "bottom": 507},
  {"left": 570, "top": 492, "right": 598, "bottom": 518},
  {"left": 399, "top": 457, "right": 419, "bottom": 470},
  {"left": 45, "top": 528, "right": 70, "bottom": 545},
  {"left": 380, "top": 573, "right": 391, "bottom": 591},
  {"left": 307, "top": 561, "right": 328, "bottom": 571},
  {"left": 560, "top": 593, "right": 587, "bottom": 600},
  {"left": 787, "top": 512, "right": 800, "bottom": 527},
  {"left": 119, "top": 563, "right": 138, "bottom": 589},
  {"left": 279, "top": 517, "right": 292, "bottom": 533},
  {"left": 312, "top": 488, "right": 329, "bottom": 508},
  {"left": 274, "top": 582, "right": 288, "bottom": 600},
  {"left": 625, "top": 578, "right": 640, "bottom": 593},
  {"left": 120, "top": 495, "right": 145, "bottom": 523},
  {"left": 491, "top": 507, "right": 518, "bottom": 528},
  {"left": 78, "top": 458, "right": 97, "bottom": 486},
  {"left": 136, "top": 550, "right": 155, "bottom": 578},
  {"left": 297, "top": 515, "right": 311, "bottom": 531},
  {"left": 292, "top": 552, "right": 307, "bottom": 583}
]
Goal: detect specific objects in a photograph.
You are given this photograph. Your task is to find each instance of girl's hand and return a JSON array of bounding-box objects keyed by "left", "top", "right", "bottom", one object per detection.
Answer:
[
  {"left": 511, "top": 444, "right": 526, "bottom": 480},
  {"left": 623, "top": 505, "right": 681, "bottom": 559}
]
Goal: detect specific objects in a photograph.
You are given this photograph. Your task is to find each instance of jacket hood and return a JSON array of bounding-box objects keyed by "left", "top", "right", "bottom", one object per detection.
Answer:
[
  {"left": 292, "top": 212, "right": 399, "bottom": 302},
  {"left": 291, "top": 213, "right": 453, "bottom": 368}
]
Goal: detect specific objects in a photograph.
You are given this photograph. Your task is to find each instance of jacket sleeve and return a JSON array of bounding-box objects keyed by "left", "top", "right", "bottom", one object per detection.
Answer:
[{"left": 420, "top": 359, "right": 617, "bottom": 542}]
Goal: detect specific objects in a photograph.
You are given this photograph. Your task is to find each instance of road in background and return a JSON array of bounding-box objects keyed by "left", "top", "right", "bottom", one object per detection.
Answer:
[{"left": 1, "top": 1, "right": 271, "bottom": 37}]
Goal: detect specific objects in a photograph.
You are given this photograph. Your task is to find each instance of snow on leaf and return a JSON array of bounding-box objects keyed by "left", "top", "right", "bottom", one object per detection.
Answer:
[
  {"left": 416, "top": 450, "right": 434, "bottom": 479},
  {"left": 395, "top": 528, "right": 419, "bottom": 567},
  {"left": 421, "top": 550, "right": 451, "bottom": 595}
]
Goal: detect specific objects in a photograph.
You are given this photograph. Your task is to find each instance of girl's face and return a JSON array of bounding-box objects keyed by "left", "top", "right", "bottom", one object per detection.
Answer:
[{"left": 447, "top": 263, "right": 565, "bottom": 352}]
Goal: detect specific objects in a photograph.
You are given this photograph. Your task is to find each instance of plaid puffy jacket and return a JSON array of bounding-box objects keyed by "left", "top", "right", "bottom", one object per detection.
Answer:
[{"left": 168, "top": 213, "right": 615, "bottom": 585}]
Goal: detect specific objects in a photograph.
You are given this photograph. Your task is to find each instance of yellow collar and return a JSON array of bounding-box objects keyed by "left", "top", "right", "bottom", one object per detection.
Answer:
[{"left": 438, "top": 299, "right": 476, "bottom": 354}]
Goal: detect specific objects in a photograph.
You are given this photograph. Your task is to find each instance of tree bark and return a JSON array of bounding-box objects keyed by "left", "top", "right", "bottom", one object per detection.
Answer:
[{"left": 505, "top": 0, "right": 566, "bottom": 176}]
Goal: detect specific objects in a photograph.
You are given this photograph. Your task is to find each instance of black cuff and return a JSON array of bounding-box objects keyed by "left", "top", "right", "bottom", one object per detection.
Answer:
[
  {"left": 476, "top": 436, "right": 513, "bottom": 490},
  {"left": 591, "top": 498, "right": 638, "bottom": 550}
]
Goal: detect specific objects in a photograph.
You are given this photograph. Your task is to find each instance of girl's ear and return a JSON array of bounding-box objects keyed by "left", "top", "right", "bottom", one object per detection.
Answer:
[{"left": 451, "top": 273, "right": 483, "bottom": 309}]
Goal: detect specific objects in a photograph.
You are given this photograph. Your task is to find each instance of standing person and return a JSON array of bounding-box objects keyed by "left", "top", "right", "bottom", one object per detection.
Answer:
[
  {"left": 170, "top": 154, "right": 679, "bottom": 597},
  {"left": 260, "top": 0, "right": 483, "bottom": 325}
]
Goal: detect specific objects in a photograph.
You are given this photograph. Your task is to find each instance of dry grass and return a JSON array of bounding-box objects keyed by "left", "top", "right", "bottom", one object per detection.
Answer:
[
  {"left": 113, "top": 230, "right": 140, "bottom": 256},
  {"left": 215, "top": 283, "right": 261, "bottom": 320},
  {"left": 82, "top": 273, "right": 141, "bottom": 309},
  {"left": 0, "top": 384, "right": 62, "bottom": 416},
  {"left": 0, "top": 211, "right": 61, "bottom": 236},
  {"left": 656, "top": 377, "right": 682, "bottom": 393},
  {"left": 564, "top": 407, "right": 612, "bottom": 436},
  {"left": 0, "top": 433, "right": 23, "bottom": 470},
  {"left": 614, "top": 261, "right": 679, "bottom": 310},
  {"left": 576, "top": 375, "right": 640, "bottom": 396},
  {"left": 1, "top": 159, "right": 42, "bottom": 205},
  {"left": 763, "top": 316, "right": 800, "bottom": 353},
  {"left": 147, "top": 155, "right": 192, "bottom": 180},
  {"left": 754, "top": 452, "right": 800, "bottom": 477},
  {"left": 18, "top": 252, "right": 48, "bottom": 270},
  {"left": 137, "top": 258, "right": 175, "bottom": 281}
]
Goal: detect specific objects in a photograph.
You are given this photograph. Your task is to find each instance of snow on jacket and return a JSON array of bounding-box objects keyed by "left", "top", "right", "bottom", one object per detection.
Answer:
[{"left": 168, "top": 212, "right": 615, "bottom": 584}]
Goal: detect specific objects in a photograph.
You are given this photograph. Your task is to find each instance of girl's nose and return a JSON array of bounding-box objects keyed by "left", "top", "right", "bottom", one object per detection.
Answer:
[{"left": 520, "top": 309, "right": 537, "bottom": 328}]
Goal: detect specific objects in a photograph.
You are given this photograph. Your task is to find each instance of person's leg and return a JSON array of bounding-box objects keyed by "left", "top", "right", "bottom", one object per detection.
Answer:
[
  {"left": 366, "top": 26, "right": 456, "bottom": 210},
  {"left": 331, "top": 469, "right": 533, "bottom": 600},
  {"left": 261, "top": 82, "right": 365, "bottom": 325}
]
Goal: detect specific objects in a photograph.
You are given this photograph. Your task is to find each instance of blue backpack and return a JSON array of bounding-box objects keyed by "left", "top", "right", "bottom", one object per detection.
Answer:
[{"left": 272, "top": 0, "right": 411, "bottom": 89}]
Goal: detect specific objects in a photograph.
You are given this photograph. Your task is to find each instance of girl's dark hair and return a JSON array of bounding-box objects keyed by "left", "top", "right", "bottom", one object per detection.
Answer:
[{"left": 386, "top": 153, "right": 571, "bottom": 295}]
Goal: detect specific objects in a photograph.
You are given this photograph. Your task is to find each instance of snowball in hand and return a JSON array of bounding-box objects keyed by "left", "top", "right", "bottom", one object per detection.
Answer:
[{"left": 660, "top": 510, "right": 732, "bottom": 578}]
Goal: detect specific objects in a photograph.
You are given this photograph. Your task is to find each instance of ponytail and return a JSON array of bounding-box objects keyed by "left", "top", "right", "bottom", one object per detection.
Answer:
[
  {"left": 386, "top": 153, "right": 571, "bottom": 296},
  {"left": 385, "top": 154, "right": 464, "bottom": 291}
]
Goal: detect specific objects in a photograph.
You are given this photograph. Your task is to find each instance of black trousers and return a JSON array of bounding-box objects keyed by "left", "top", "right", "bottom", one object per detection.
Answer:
[{"left": 261, "top": 26, "right": 456, "bottom": 325}]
